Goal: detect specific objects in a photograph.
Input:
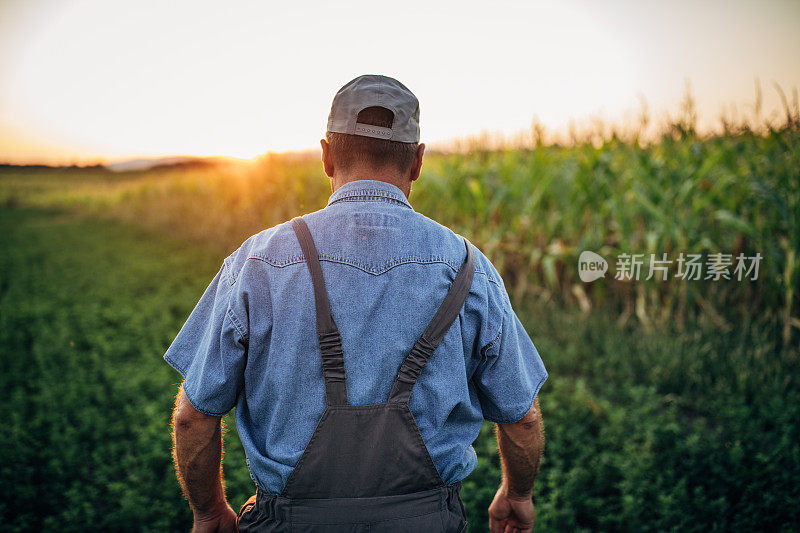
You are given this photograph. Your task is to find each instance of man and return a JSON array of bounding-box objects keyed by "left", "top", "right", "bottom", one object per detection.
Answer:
[{"left": 165, "top": 74, "right": 547, "bottom": 533}]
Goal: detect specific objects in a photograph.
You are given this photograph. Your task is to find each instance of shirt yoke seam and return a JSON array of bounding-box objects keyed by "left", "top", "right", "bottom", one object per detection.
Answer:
[{"left": 244, "top": 254, "right": 499, "bottom": 283}]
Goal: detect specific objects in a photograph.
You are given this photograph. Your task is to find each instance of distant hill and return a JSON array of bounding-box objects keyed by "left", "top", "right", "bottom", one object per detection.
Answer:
[
  {"left": 1, "top": 151, "right": 321, "bottom": 172},
  {"left": 104, "top": 156, "right": 202, "bottom": 172}
]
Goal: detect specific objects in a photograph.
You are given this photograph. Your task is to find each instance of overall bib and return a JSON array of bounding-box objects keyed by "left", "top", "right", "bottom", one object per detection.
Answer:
[{"left": 237, "top": 217, "right": 475, "bottom": 533}]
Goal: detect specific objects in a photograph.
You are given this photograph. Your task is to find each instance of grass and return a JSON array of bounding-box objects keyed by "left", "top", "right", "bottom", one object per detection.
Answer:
[{"left": 1, "top": 205, "right": 797, "bottom": 531}]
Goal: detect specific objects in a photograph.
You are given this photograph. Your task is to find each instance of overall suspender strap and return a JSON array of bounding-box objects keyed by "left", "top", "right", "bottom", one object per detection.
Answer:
[
  {"left": 389, "top": 238, "right": 476, "bottom": 403},
  {"left": 291, "top": 217, "right": 348, "bottom": 406}
]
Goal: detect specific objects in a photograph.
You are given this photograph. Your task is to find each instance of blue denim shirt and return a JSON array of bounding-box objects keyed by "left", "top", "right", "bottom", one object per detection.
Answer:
[{"left": 164, "top": 180, "right": 548, "bottom": 494}]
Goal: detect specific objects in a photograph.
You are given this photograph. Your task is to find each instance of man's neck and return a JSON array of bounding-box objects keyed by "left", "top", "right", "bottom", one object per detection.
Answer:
[{"left": 331, "top": 170, "right": 412, "bottom": 199}]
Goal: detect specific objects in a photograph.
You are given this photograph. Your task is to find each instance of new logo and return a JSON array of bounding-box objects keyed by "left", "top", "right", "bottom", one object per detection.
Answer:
[{"left": 578, "top": 251, "right": 608, "bottom": 282}]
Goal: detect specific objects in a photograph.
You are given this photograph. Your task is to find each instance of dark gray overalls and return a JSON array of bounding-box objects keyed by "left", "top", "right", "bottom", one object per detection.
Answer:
[{"left": 237, "top": 217, "right": 475, "bottom": 532}]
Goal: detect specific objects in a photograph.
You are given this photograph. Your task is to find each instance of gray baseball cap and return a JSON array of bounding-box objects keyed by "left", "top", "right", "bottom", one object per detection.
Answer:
[{"left": 327, "top": 74, "right": 420, "bottom": 143}]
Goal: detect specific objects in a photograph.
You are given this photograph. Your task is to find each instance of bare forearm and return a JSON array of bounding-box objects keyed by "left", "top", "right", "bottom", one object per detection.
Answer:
[
  {"left": 172, "top": 387, "right": 227, "bottom": 516},
  {"left": 496, "top": 397, "right": 544, "bottom": 499}
]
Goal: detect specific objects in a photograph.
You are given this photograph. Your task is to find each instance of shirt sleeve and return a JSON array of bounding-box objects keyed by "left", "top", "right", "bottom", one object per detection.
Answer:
[
  {"left": 473, "top": 288, "right": 548, "bottom": 423},
  {"left": 164, "top": 263, "right": 248, "bottom": 416}
]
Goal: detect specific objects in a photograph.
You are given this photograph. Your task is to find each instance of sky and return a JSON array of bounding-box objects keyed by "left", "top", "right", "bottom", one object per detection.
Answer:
[{"left": 0, "top": 0, "right": 798, "bottom": 164}]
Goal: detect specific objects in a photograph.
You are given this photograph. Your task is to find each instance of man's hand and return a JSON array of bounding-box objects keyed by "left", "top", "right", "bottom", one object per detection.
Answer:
[
  {"left": 192, "top": 501, "right": 238, "bottom": 533},
  {"left": 489, "top": 486, "right": 535, "bottom": 533}
]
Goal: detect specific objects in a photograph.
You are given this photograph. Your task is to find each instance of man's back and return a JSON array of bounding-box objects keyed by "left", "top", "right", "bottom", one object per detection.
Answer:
[
  {"left": 168, "top": 74, "right": 546, "bottom": 533},
  {"left": 165, "top": 179, "right": 547, "bottom": 495}
]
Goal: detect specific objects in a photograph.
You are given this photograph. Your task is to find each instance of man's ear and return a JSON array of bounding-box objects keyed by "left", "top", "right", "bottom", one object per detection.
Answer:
[
  {"left": 409, "top": 143, "right": 425, "bottom": 182},
  {"left": 320, "top": 138, "right": 334, "bottom": 178}
]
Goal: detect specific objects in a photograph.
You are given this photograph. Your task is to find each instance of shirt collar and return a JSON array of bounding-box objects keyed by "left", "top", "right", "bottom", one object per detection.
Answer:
[{"left": 327, "top": 179, "right": 413, "bottom": 210}]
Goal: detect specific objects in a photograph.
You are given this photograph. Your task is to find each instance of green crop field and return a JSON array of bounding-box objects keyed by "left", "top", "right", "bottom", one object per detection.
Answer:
[{"left": 1, "top": 114, "right": 799, "bottom": 531}]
